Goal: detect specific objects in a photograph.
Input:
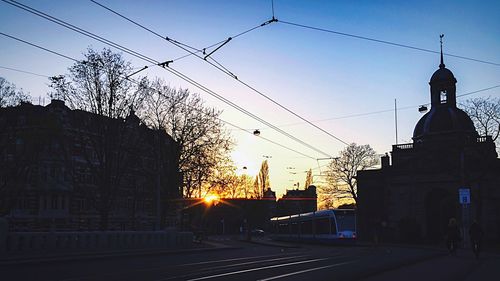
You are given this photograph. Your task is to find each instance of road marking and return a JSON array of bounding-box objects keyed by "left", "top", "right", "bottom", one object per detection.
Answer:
[
  {"left": 158, "top": 255, "right": 310, "bottom": 281},
  {"left": 185, "top": 258, "right": 328, "bottom": 281},
  {"left": 182, "top": 253, "right": 293, "bottom": 266},
  {"left": 208, "top": 255, "right": 309, "bottom": 270},
  {"left": 257, "top": 260, "right": 355, "bottom": 281}
]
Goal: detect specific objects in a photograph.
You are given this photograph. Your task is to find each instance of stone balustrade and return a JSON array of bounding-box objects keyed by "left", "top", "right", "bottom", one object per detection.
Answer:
[{"left": 0, "top": 218, "right": 192, "bottom": 257}]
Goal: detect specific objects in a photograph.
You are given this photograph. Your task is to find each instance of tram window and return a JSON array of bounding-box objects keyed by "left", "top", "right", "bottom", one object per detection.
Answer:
[
  {"left": 291, "top": 222, "right": 299, "bottom": 234},
  {"left": 279, "top": 223, "right": 289, "bottom": 234},
  {"left": 330, "top": 219, "right": 337, "bottom": 234},
  {"left": 335, "top": 212, "right": 356, "bottom": 232},
  {"left": 301, "top": 220, "right": 312, "bottom": 234},
  {"left": 315, "top": 218, "right": 330, "bottom": 234}
]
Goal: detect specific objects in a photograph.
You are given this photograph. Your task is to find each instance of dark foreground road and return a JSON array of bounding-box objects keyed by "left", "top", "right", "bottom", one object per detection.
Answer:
[{"left": 1, "top": 237, "right": 499, "bottom": 281}]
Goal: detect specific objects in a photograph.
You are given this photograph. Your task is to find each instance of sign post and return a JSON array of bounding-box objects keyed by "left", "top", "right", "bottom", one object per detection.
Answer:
[{"left": 458, "top": 188, "right": 470, "bottom": 248}]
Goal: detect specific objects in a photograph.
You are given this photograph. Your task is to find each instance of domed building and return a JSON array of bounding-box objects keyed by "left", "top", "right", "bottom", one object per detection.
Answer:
[{"left": 357, "top": 52, "right": 500, "bottom": 243}]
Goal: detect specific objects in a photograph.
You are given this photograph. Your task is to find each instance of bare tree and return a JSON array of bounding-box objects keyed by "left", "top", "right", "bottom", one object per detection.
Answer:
[
  {"left": 209, "top": 162, "right": 242, "bottom": 198},
  {"left": 252, "top": 175, "right": 260, "bottom": 199},
  {"left": 258, "top": 160, "right": 270, "bottom": 198},
  {"left": 138, "top": 78, "right": 233, "bottom": 198},
  {"left": 0, "top": 77, "right": 30, "bottom": 107},
  {"left": 461, "top": 97, "right": 500, "bottom": 148},
  {"left": 324, "top": 143, "right": 377, "bottom": 205},
  {"left": 304, "top": 169, "right": 313, "bottom": 189},
  {"left": 49, "top": 48, "right": 147, "bottom": 230}
]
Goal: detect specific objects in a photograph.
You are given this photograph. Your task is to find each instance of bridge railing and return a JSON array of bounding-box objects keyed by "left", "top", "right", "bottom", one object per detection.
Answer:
[{"left": 0, "top": 219, "right": 192, "bottom": 257}]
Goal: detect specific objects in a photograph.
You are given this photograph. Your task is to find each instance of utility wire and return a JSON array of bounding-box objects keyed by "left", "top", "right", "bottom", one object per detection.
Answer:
[
  {"left": 230, "top": 83, "right": 500, "bottom": 131},
  {"left": 279, "top": 20, "right": 500, "bottom": 67},
  {"left": 162, "top": 65, "right": 334, "bottom": 157},
  {"left": 0, "top": 31, "right": 78, "bottom": 62},
  {"left": 0, "top": 65, "right": 50, "bottom": 78},
  {"left": 2, "top": 0, "right": 159, "bottom": 65},
  {"left": 219, "top": 119, "right": 317, "bottom": 160},
  {"left": 0, "top": 0, "right": 333, "bottom": 156},
  {"left": 89, "top": 0, "right": 349, "bottom": 146},
  {"left": 0, "top": 30, "right": 326, "bottom": 160}
]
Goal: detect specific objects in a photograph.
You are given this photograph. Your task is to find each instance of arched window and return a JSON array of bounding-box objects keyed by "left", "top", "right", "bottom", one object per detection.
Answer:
[{"left": 440, "top": 90, "right": 447, "bottom": 104}]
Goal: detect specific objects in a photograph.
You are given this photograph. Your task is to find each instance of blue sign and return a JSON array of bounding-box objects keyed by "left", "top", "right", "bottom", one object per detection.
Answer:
[{"left": 458, "top": 188, "right": 470, "bottom": 204}]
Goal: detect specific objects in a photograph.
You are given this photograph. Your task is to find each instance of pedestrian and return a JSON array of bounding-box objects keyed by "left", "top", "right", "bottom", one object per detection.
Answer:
[
  {"left": 445, "top": 218, "right": 460, "bottom": 255},
  {"left": 469, "top": 220, "right": 484, "bottom": 259}
]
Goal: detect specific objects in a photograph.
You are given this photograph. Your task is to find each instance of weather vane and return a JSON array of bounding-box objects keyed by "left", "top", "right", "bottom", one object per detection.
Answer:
[{"left": 439, "top": 34, "right": 445, "bottom": 68}]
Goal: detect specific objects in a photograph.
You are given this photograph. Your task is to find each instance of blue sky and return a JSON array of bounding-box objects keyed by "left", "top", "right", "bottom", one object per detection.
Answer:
[{"left": 1, "top": 0, "right": 499, "bottom": 198}]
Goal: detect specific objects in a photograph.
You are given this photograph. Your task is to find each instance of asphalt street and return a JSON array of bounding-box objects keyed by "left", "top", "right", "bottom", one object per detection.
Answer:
[{"left": 1, "top": 237, "right": 499, "bottom": 281}]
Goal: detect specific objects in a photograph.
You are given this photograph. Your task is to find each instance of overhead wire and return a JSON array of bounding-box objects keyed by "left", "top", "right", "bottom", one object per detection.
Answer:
[
  {"left": 0, "top": 65, "right": 50, "bottom": 78},
  {"left": 2, "top": 0, "right": 334, "bottom": 158},
  {"left": 219, "top": 119, "right": 317, "bottom": 160},
  {"left": 278, "top": 20, "right": 500, "bottom": 67},
  {"left": 253, "top": 84, "right": 500, "bottom": 130},
  {"left": 89, "top": 0, "right": 349, "bottom": 146},
  {"left": 1, "top": 0, "right": 159, "bottom": 65},
  {"left": 0, "top": 31, "right": 321, "bottom": 160}
]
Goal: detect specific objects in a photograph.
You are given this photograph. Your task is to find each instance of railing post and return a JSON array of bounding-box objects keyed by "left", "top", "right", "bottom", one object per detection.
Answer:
[{"left": 0, "top": 218, "right": 7, "bottom": 257}]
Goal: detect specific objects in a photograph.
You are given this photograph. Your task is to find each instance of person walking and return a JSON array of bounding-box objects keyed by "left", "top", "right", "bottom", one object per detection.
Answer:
[
  {"left": 469, "top": 220, "right": 484, "bottom": 259},
  {"left": 445, "top": 218, "right": 460, "bottom": 255}
]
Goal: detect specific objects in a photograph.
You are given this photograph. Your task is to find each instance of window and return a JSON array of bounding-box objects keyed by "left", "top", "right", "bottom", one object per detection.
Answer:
[
  {"left": 278, "top": 223, "right": 289, "bottom": 234},
  {"left": 51, "top": 196, "right": 58, "bottom": 209},
  {"left": 300, "top": 220, "right": 313, "bottom": 234},
  {"left": 440, "top": 90, "right": 447, "bottom": 104},
  {"left": 315, "top": 218, "right": 331, "bottom": 234}
]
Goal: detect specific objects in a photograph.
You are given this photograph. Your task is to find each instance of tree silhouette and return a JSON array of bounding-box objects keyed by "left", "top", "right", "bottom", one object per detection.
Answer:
[
  {"left": 258, "top": 160, "right": 270, "bottom": 198},
  {"left": 0, "top": 77, "right": 30, "bottom": 107},
  {"left": 138, "top": 78, "right": 233, "bottom": 198},
  {"left": 304, "top": 168, "right": 313, "bottom": 189},
  {"left": 325, "top": 143, "right": 377, "bottom": 205},
  {"left": 461, "top": 96, "right": 500, "bottom": 149}
]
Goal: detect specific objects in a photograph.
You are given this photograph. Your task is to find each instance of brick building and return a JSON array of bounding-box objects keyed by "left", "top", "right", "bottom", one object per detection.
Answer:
[{"left": 0, "top": 100, "right": 181, "bottom": 231}]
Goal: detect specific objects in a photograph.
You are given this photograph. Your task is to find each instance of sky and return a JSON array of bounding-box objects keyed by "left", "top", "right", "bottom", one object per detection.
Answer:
[{"left": 1, "top": 0, "right": 499, "bottom": 198}]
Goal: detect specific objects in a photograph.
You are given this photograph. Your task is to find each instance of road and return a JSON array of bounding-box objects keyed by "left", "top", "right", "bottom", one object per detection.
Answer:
[{"left": 1, "top": 236, "right": 499, "bottom": 281}]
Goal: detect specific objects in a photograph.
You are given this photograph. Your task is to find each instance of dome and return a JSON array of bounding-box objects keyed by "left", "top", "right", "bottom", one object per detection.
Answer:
[
  {"left": 430, "top": 67, "right": 456, "bottom": 84},
  {"left": 413, "top": 106, "right": 477, "bottom": 139}
]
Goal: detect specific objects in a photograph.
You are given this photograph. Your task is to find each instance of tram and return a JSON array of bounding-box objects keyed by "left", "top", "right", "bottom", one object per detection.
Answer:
[{"left": 269, "top": 209, "right": 356, "bottom": 243}]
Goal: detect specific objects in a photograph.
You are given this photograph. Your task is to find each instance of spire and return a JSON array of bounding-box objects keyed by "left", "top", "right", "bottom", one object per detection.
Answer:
[{"left": 439, "top": 34, "right": 445, "bottom": 68}]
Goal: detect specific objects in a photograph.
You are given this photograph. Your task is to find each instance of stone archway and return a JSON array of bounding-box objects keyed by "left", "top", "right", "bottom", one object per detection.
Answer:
[{"left": 425, "top": 188, "right": 456, "bottom": 242}]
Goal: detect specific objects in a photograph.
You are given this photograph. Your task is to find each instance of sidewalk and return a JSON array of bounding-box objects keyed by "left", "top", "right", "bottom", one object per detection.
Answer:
[
  {"left": 358, "top": 249, "right": 500, "bottom": 281},
  {"left": 0, "top": 240, "right": 236, "bottom": 265}
]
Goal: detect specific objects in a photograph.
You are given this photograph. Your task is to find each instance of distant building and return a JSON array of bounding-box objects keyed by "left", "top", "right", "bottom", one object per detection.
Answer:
[
  {"left": 276, "top": 185, "right": 317, "bottom": 216},
  {"left": 357, "top": 55, "right": 500, "bottom": 243},
  {"left": 0, "top": 100, "right": 181, "bottom": 231},
  {"left": 181, "top": 186, "right": 316, "bottom": 234}
]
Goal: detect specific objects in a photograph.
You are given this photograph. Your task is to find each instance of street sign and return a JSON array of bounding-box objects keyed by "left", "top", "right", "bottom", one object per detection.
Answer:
[{"left": 458, "top": 188, "right": 470, "bottom": 204}]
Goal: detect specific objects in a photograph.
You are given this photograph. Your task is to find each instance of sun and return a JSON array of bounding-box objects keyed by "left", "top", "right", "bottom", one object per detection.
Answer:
[{"left": 203, "top": 194, "right": 220, "bottom": 205}]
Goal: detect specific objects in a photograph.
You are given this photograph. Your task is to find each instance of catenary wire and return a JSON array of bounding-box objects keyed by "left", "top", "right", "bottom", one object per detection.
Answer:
[
  {"left": 1, "top": 0, "right": 159, "bottom": 65},
  {"left": 0, "top": 31, "right": 322, "bottom": 160},
  {"left": 89, "top": 0, "right": 349, "bottom": 146},
  {"left": 0, "top": 65, "right": 50, "bottom": 78},
  {"left": 1, "top": 1, "right": 334, "bottom": 158},
  {"left": 279, "top": 20, "right": 500, "bottom": 67},
  {"left": 7, "top": 59, "right": 497, "bottom": 131}
]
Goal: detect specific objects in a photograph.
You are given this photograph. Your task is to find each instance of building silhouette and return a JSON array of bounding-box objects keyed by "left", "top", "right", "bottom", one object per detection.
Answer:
[
  {"left": 357, "top": 54, "right": 500, "bottom": 243},
  {"left": 181, "top": 186, "right": 316, "bottom": 234},
  {"left": 0, "top": 100, "right": 181, "bottom": 231},
  {"left": 276, "top": 185, "right": 317, "bottom": 217}
]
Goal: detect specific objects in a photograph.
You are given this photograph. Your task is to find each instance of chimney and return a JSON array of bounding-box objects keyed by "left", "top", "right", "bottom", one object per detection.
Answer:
[{"left": 381, "top": 153, "right": 390, "bottom": 168}]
